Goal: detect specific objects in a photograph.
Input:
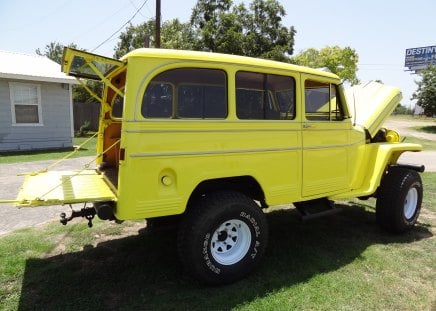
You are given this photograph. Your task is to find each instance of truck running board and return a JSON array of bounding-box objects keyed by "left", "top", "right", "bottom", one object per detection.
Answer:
[{"left": 294, "top": 199, "right": 342, "bottom": 221}]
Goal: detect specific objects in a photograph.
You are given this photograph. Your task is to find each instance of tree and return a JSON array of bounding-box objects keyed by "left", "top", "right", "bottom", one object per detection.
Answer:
[
  {"left": 393, "top": 104, "right": 413, "bottom": 115},
  {"left": 411, "top": 65, "right": 436, "bottom": 116},
  {"left": 190, "top": 0, "right": 239, "bottom": 52},
  {"left": 190, "top": 0, "right": 296, "bottom": 61},
  {"left": 161, "top": 19, "right": 196, "bottom": 50},
  {"left": 114, "top": 19, "right": 194, "bottom": 58},
  {"left": 36, "top": 41, "right": 77, "bottom": 64},
  {"left": 114, "top": 0, "right": 296, "bottom": 62},
  {"left": 114, "top": 20, "right": 155, "bottom": 58},
  {"left": 291, "top": 46, "right": 359, "bottom": 85},
  {"left": 242, "top": 0, "right": 296, "bottom": 61}
]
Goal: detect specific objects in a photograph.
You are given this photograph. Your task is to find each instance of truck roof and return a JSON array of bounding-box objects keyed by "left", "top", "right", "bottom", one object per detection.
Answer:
[{"left": 122, "top": 48, "right": 340, "bottom": 80}]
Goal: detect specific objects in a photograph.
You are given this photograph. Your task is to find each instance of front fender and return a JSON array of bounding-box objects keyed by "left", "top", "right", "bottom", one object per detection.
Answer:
[{"left": 330, "top": 142, "right": 422, "bottom": 199}]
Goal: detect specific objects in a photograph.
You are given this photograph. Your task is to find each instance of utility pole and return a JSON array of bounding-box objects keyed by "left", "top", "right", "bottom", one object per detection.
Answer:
[{"left": 156, "top": 0, "right": 161, "bottom": 48}]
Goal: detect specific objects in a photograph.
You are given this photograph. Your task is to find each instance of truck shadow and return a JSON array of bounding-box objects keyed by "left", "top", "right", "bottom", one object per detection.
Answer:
[{"left": 17, "top": 204, "right": 432, "bottom": 311}]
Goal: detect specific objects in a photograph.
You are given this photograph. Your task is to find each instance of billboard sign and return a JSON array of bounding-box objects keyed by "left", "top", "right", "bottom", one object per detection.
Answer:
[{"left": 405, "top": 45, "right": 436, "bottom": 71}]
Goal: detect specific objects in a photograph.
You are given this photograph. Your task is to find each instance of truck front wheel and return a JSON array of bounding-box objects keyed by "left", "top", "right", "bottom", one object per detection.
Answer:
[
  {"left": 376, "top": 168, "right": 423, "bottom": 233},
  {"left": 177, "top": 191, "right": 268, "bottom": 285}
]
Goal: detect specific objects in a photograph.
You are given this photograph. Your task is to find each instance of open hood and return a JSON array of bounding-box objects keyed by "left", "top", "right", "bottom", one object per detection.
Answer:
[{"left": 345, "top": 81, "right": 402, "bottom": 138}]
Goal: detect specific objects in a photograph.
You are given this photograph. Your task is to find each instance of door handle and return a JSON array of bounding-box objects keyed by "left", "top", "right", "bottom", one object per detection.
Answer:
[{"left": 303, "top": 123, "right": 312, "bottom": 128}]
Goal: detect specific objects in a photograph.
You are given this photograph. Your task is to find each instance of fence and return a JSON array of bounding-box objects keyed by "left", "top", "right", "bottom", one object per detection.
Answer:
[{"left": 73, "top": 101, "right": 100, "bottom": 132}]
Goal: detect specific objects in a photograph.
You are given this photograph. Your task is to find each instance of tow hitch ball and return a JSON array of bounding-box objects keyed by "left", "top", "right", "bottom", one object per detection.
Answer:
[{"left": 60, "top": 205, "right": 96, "bottom": 228}]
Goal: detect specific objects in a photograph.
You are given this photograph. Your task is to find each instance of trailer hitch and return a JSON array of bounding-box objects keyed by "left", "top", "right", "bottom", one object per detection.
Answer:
[{"left": 60, "top": 204, "right": 96, "bottom": 228}]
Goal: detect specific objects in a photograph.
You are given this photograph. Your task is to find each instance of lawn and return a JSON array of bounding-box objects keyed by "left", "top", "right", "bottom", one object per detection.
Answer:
[
  {"left": 403, "top": 136, "right": 436, "bottom": 150},
  {"left": 0, "top": 174, "right": 435, "bottom": 310},
  {"left": 0, "top": 135, "right": 97, "bottom": 164},
  {"left": 413, "top": 125, "right": 436, "bottom": 134}
]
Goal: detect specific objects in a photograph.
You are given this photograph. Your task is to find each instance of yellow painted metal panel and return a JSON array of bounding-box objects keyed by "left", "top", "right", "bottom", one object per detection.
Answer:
[
  {"left": 15, "top": 170, "right": 116, "bottom": 207},
  {"left": 330, "top": 142, "right": 422, "bottom": 199},
  {"left": 345, "top": 81, "right": 402, "bottom": 138}
]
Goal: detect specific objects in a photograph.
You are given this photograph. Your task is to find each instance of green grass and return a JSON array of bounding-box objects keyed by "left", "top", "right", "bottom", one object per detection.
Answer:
[
  {"left": 422, "top": 172, "right": 436, "bottom": 210},
  {"left": 403, "top": 136, "right": 436, "bottom": 150},
  {"left": 1, "top": 174, "right": 435, "bottom": 310},
  {"left": 413, "top": 125, "right": 436, "bottom": 134},
  {"left": 0, "top": 135, "right": 97, "bottom": 164}
]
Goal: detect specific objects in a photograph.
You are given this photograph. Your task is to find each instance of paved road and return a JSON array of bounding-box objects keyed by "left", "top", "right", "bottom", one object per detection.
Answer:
[
  {"left": 0, "top": 157, "right": 94, "bottom": 235},
  {"left": 384, "top": 118, "right": 436, "bottom": 141},
  {"left": 385, "top": 118, "right": 436, "bottom": 171}
]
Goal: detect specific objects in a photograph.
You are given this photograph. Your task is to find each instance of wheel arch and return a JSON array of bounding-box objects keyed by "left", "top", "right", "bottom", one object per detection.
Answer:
[{"left": 186, "top": 175, "right": 266, "bottom": 210}]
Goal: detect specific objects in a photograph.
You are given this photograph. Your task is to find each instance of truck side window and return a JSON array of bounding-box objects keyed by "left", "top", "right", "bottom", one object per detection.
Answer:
[
  {"left": 305, "top": 80, "right": 344, "bottom": 121},
  {"left": 236, "top": 71, "right": 295, "bottom": 120},
  {"left": 142, "top": 83, "right": 173, "bottom": 118},
  {"left": 141, "top": 68, "right": 227, "bottom": 119}
]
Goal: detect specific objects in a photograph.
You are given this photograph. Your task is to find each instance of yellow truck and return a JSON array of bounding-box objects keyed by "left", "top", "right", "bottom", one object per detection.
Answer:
[{"left": 7, "top": 48, "right": 425, "bottom": 284}]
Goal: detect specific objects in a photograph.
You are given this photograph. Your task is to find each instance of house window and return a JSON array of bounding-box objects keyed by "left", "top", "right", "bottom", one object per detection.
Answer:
[{"left": 9, "top": 83, "right": 42, "bottom": 125}]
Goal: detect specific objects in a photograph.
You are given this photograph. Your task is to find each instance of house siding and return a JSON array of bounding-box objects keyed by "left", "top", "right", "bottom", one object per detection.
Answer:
[{"left": 0, "top": 78, "right": 73, "bottom": 152}]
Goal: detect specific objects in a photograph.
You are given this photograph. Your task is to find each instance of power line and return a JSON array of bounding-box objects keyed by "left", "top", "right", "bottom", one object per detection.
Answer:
[
  {"left": 91, "top": 0, "right": 148, "bottom": 53},
  {"left": 70, "top": 2, "right": 136, "bottom": 43},
  {"left": 129, "top": 0, "right": 148, "bottom": 19}
]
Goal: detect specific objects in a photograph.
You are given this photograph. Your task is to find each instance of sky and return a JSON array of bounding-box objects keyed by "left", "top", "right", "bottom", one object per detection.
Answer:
[{"left": 1, "top": 0, "right": 435, "bottom": 108}]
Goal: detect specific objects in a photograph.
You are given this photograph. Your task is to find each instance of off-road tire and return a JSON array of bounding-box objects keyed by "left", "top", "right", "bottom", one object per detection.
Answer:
[
  {"left": 177, "top": 191, "right": 268, "bottom": 285},
  {"left": 376, "top": 168, "right": 423, "bottom": 233}
]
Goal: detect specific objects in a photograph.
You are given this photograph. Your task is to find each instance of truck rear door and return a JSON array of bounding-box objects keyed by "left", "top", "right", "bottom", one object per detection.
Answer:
[
  {"left": 15, "top": 170, "right": 116, "bottom": 207},
  {"left": 10, "top": 48, "right": 126, "bottom": 207}
]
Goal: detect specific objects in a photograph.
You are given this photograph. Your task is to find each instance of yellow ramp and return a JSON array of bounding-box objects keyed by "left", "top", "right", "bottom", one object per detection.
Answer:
[{"left": 16, "top": 170, "right": 116, "bottom": 207}]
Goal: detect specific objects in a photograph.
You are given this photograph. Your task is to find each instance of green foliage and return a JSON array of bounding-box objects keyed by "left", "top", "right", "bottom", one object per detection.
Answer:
[
  {"left": 415, "top": 125, "right": 436, "bottom": 134},
  {"left": 114, "top": 0, "right": 296, "bottom": 62},
  {"left": 190, "top": 0, "right": 296, "bottom": 61},
  {"left": 114, "top": 20, "right": 156, "bottom": 58},
  {"left": 35, "top": 41, "right": 78, "bottom": 64},
  {"left": 76, "top": 120, "right": 91, "bottom": 137},
  {"left": 161, "top": 19, "right": 196, "bottom": 50},
  {"left": 114, "top": 19, "right": 195, "bottom": 58},
  {"left": 393, "top": 104, "right": 413, "bottom": 115},
  {"left": 73, "top": 80, "right": 103, "bottom": 104},
  {"left": 292, "top": 46, "right": 360, "bottom": 85},
  {"left": 412, "top": 65, "right": 436, "bottom": 116}
]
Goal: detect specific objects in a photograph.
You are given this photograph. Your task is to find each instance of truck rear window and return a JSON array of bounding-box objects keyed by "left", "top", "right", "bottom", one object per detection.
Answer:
[{"left": 141, "top": 68, "right": 227, "bottom": 119}]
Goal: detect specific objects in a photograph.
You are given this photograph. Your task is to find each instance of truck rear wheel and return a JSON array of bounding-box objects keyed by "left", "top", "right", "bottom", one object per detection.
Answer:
[
  {"left": 177, "top": 191, "right": 268, "bottom": 285},
  {"left": 376, "top": 168, "right": 423, "bottom": 233}
]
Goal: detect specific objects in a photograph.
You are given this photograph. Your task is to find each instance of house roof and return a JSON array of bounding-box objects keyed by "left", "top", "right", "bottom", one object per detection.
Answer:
[{"left": 0, "top": 50, "right": 78, "bottom": 84}]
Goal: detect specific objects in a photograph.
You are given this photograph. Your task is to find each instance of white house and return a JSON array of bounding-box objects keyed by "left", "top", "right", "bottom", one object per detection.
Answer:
[{"left": 0, "top": 50, "right": 78, "bottom": 152}]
